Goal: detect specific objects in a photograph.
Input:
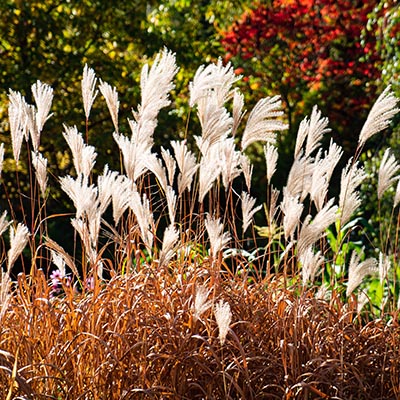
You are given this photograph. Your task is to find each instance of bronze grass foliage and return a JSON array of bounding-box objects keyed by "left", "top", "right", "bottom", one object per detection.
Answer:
[{"left": 0, "top": 269, "right": 399, "bottom": 399}]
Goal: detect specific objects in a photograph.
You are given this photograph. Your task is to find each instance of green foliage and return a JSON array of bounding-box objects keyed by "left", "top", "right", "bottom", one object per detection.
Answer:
[
  {"left": 0, "top": 1, "right": 250, "bottom": 257},
  {"left": 366, "top": 0, "right": 400, "bottom": 94},
  {"left": 360, "top": 148, "right": 399, "bottom": 256},
  {"left": 0, "top": 1, "right": 154, "bottom": 192},
  {"left": 326, "top": 218, "right": 364, "bottom": 270}
]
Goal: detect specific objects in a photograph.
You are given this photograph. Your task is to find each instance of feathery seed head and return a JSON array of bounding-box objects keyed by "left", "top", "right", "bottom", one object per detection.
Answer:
[
  {"left": 31, "top": 80, "right": 54, "bottom": 134},
  {"left": 171, "top": 140, "right": 198, "bottom": 195},
  {"left": 299, "top": 246, "right": 324, "bottom": 285},
  {"left": 51, "top": 250, "right": 66, "bottom": 278},
  {"left": 378, "top": 148, "right": 400, "bottom": 200},
  {"left": 339, "top": 160, "right": 367, "bottom": 225},
  {"left": 71, "top": 217, "right": 92, "bottom": 256},
  {"left": 310, "top": 140, "right": 343, "bottom": 211},
  {"left": 309, "top": 167, "right": 329, "bottom": 212},
  {"left": 232, "top": 89, "right": 246, "bottom": 137},
  {"left": 378, "top": 252, "right": 391, "bottom": 285},
  {"left": 63, "top": 125, "right": 97, "bottom": 177},
  {"left": 357, "top": 290, "right": 369, "bottom": 314},
  {"left": 166, "top": 186, "right": 177, "bottom": 225},
  {"left": 99, "top": 80, "right": 119, "bottom": 132},
  {"left": 113, "top": 132, "right": 151, "bottom": 181},
  {"left": 267, "top": 187, "right": 280, "bottom": 225},
  {"left": 24, "top": 103, "right": 40, "bottom": 152},
  {"left": 346, "top": 251, "right": 378, "bottom": 297},
  {"left": 281, "top": 189, "right": 304, "bottom": 240},
  {"left": 0, "top": 269, "right": 11, "bottom": 321},
  {"left": 394, "top": 178, "right": 400, "bottom": 208},
  {"left": 205, "top": 214, "right": 231, "bottom": 257},
  {"left": 358, "top": 86, "right": 399, "bottom": 146},
  {"left": 295, "top": 118, "right": 309, "bottom": 159},
  {"left": 82, "top": 64, "right": 98, "bottom": 120},
  {"left": 159, "top": 224, "right": 179, "bottom": 267},
  {"left": 129, "top": 191, "right": 154, "bottom": 249},
  {"left": 31, "top": 151, "right": 48, "bottom": 198},
  {"left": 140, "top": 48, "right": 178, "bottom": 113},
  {"left": 135, "top": 48, "right": 178, "bottom": 141},
  {"left": 241, "top": 192, "right": 262, "bottom": 234},
  {"left": 297, "top": 198, "right": 338, "bottom": 255},
  {"left": 161, "top": 147, "right": 177, "bottom": 186},
  {"left": 286, "top": 154, "right": 314, "bottom": 201},
  {"left": 198, "top": 146, "right": 222, "bottom": 203},
  {"left": 81, "top": 145, "right": 97, "bottom": 177},
  {"left": 97, "top": 166, "right": 119, "bottom": 215},
  {"left": 193, "top": 286, "right": 212, "bottom": 323},
  {"left": 60, "top": 174, "right": 98, "bottom": 219},
  {"left": 214, "top": 300, "right": 232, "bottom": 345},
  {"left": 195, "top": 97, "right": 233, "bottom": 155},
  {"left": 241, "top": 95, "right": 287, "bottom": 151},
  {"left": 87, "top": 208, "right": 102, "bottom": 249},
  {"left": 218, "top": 139, "right": 242, "bottom": 189},
  {"left": 240, "top": 154, "right": 253, "bottom": 191},
  {"left": 8, "top": 90, "right": 28, "bottom": 164},
  {"left": 0, "top": 143, "right": 5, "bottom": 177},
  {"left": 8, "top": 224, "right": 30, "bottom": 273},
  {"left": 0, "top": 212, "right": 11, "bottom": 238},
  {"left": 264, "top": 143, "right": 279, "bottom": 184},
  {"left": 111, "top": 174, "right": 134, "bottom": 225},
  {"left": 144, "top": 153, "right": 168, "bottom": 193},
  {"left": 295, "top": 106, "right": 330, "bottom": 159},
  {"left": 189, "top": 59, "right": 239, "bottom": 108}
]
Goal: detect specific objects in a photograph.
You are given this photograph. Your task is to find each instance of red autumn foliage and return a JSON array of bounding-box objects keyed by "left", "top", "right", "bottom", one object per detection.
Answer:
[{"left": 221, "top": 0, "right": 383, "bottom": 138}]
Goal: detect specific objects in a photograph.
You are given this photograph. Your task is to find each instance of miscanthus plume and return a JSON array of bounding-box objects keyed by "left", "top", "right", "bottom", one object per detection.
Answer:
[
  {"left": 378, "top": 148, "right": 400, "bottom": 200},
  {"left": 214, "top": 300, "right": 232, "bottom": 345},
  {"left": 339, "top": 160, "right": 367, "bottom": 226},
  {"left": 205, "top": 215, "right": 231, "bottom": 258},
  {"left": 346, "top": 251, "right": 378, "bottom": 297},
  {"left": 82, "top": 64, "right": 98, "bottom": 120},
  {"left": 358, "top": 86, "right": 399, "bottom": 147},
  {"left": 192, "top": 286, "right": 212, "bottom": 323},
  {"left": 8, "top": 224, "right": 30, "bottom": 273}
]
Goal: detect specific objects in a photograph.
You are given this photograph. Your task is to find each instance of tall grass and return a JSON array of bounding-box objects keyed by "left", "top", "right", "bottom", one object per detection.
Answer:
[{"left": 0, "top": 48, "right": 399, "bottom": 399}]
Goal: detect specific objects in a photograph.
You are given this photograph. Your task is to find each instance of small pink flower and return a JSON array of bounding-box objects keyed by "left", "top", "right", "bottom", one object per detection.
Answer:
[{"left": 50, "top": 269, "right": 70, "bottom": 296}]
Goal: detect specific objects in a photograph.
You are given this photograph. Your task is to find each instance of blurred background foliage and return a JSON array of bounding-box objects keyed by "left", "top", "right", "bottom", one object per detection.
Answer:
[
  {"left": 0, "top": 0, "right": 398, "bottom": 257},
  {"left": 0, "top": 0, "right": 248, "bottom": 193}
]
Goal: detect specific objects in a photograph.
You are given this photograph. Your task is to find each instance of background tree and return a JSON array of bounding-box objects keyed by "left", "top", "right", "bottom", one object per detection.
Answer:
[
  {"left": 0, "top": 0, "right": 163, "bottom": 253},
  {"left": 366, "top": 0, "right": 400, "bottom": 95},
  {"left": 364, "top": 0, "right": 400, "bottom": 154},
  {"left": 220, "top": 0, "right": 383, "bottom": 159},
  {"left": 0, "top": 0, "right": 248, "bottom": 262},
  {"left": 0, "top": 0, "right": 248, "bottom": 177}
]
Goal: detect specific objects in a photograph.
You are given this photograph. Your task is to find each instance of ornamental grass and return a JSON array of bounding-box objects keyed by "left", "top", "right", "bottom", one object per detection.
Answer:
[{"left": 0, "top": 49, "right": 399, "bottom": 399}]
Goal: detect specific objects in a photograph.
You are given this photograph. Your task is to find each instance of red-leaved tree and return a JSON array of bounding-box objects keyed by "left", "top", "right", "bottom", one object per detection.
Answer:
[{"left": 221, "top": 0, "right": 382, "bottom": 154}]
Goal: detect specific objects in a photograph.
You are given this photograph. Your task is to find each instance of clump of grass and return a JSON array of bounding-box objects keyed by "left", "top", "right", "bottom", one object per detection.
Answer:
[
  {"left": 1, "top": 270, "right": 399, "bottom": 398},
  {"left": 0, "top": 49, "right": 399, "bottom": 398}
]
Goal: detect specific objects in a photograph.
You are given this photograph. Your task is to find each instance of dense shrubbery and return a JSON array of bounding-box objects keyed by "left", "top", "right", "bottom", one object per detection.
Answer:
[{"left": 0, "top": 50, "right": 399, "bottom": 398}]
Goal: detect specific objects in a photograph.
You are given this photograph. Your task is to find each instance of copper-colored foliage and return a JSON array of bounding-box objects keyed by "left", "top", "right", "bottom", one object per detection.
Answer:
[{"left": 0, "top": 268, "right": 398, "bottom": 399}]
